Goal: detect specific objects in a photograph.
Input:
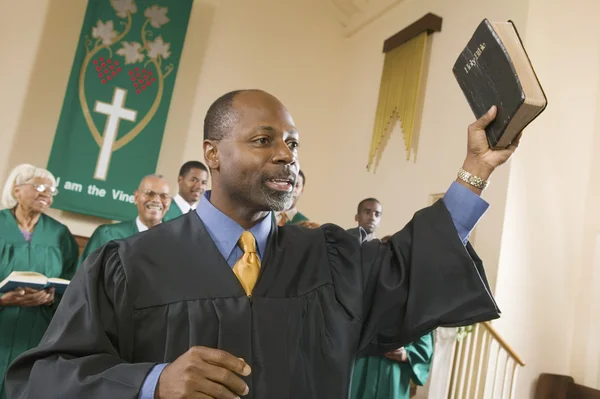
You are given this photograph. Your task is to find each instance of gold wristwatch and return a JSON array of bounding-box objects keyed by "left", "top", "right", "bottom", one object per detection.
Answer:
[{"left": 457, "top": 167, "right": 489, "bottom": 190}]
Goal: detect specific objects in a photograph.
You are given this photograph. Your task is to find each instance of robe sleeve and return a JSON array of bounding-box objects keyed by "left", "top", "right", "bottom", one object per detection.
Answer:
[
  {"left": 47, "top": 227, "right": 80, "bottom": 312},
  {"left": 324, "top": 200, "right": 499, "bottom": 357},
  {"left": 5, "top": 242, "right": 156, "bottom": 399},
  {"left": 59, "top": 227, "right": 79, "bottom": 281},
  {"left": 404, "top": 332, "right": 434, "bottom": 386}
]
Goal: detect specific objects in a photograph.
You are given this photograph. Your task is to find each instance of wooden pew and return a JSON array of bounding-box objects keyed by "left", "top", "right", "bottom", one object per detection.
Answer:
[{"left": 535, "top": 373, "right": 600, "bottom": 399}]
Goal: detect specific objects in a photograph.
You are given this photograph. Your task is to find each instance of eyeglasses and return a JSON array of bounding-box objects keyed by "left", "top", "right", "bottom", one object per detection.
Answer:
[
  {"left": 141, "top": 190, "right": 171, "bottom": 201},
  {"left": 20, "top": 184, "right": 59, "bottom": 196}
]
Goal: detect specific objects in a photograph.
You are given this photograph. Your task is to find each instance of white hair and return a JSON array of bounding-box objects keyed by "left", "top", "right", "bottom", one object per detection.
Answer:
[{"left": 1, "top": 164, "right": 57, "bottom": 209}]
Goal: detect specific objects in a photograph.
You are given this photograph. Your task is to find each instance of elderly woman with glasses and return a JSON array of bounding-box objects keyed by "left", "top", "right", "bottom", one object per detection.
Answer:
[{"left": 0, "top": 164, "right": 78, "bottom": 399}]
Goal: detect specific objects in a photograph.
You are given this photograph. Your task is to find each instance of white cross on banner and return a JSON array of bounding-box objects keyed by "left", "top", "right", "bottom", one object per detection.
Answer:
[{"left": 93, "top": 87, "right": 137, "bottom": 180}]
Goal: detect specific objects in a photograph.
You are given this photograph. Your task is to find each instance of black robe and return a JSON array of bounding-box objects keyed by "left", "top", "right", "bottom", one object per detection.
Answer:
[{"left": 5, "top": 201, "right": 499, "bottom": 398}]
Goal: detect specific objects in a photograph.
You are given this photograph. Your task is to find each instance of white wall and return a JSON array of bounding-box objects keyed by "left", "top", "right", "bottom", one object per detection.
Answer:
[
  {"left": 0, "top": 1, "right": 51, "bottom": 182},
  {"left": 586, "top": 234, "right": 600, "bottom": 388},
  {"left": 494, "top": 0, "right": 600, "bottom": 396},
  {"left": 568, "top": 19, "right": 600, "bottom": 388}
]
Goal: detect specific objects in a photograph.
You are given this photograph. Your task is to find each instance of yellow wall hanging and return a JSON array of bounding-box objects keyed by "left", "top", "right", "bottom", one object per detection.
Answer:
[{"left": 367, "top": 13, "right": 443, "bottom": 172}]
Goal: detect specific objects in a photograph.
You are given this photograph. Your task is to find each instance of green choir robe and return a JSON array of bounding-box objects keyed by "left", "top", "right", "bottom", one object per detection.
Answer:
[
  {"left": 0, "top": 209, "right": 78, "bottom": 399},
  {"left": 288, "top": 211, "right": 308, "bottom": 224},
  {"left": 285, "top": 211, "right": 308, "bottom": 225},
  {"left": 350, "top": 332, "right": 434, "bottom": 399},
  {"left": 162, "top": 203, "right": 183, "bottom": 222},
  {"left": 79, "top": 220, "right": 139, "bottom": 264}
]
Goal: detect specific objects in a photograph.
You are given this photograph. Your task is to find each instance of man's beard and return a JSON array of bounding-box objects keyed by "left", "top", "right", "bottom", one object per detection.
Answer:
[
  {"left": 258, "top": 166, "right": 297, "bottom": 211},
  {"left": 229, "top": 183, "right": 294, "bottom": 212},
  {"left": 260, "top": 185, "right": 294, "bottom": 212}
]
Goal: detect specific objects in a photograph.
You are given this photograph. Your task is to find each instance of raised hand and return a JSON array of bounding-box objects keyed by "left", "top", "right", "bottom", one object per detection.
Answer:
[{"left": 464, "top": 105, "right": 522, "bottom": 179}]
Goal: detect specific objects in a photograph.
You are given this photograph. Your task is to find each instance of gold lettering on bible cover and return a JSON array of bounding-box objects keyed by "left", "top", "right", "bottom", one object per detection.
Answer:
[{"left": 464, "top": 43, "right": 487, "bottom": 74}]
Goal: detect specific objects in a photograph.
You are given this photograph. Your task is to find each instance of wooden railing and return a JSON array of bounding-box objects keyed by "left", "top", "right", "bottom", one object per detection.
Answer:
[{"left": 446, "top": 322, "right": 525, "bottom": 399}]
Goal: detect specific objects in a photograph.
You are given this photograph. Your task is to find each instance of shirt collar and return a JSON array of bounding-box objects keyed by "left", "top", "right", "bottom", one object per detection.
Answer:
[
  {"left": 195, "top": 190, "right": 272, "bottom": 259},
  {"left": 136, "top": 217, "right": 149, "bottom": 232},
  {"left": 173, "top": 194, "right": 197, "bottom": 213},
  {"left": 359, "top": 226, "right": 376, "bottom": 242},
  {"left": 348, "top": 226, "right": 375, "bottom": 244}
]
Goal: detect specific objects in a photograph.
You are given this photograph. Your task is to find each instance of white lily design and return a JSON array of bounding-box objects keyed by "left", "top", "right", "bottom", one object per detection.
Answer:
[
  {"left": 144, "top": 5, "right": 170, "bottom": 28},
  {"left": 92, "top": 20, "right": 117, "bottom": 45},
  {"left": 116, "top": 41, "right": 145, "bottom": 64}
]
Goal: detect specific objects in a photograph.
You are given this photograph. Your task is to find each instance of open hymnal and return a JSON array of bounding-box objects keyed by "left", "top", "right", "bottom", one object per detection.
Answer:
[{"left": 0, "top": 271, "right": 70, "bottom": 295}]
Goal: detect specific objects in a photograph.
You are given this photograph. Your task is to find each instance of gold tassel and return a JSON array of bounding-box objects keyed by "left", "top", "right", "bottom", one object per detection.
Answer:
[{"left": 367, "top": 32, "right": 428, "bottom": 172}]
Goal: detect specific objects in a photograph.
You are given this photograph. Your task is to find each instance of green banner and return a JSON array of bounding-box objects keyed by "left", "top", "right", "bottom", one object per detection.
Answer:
[{"left": 47, "top": 0, "right": 193, "bottom": 221}]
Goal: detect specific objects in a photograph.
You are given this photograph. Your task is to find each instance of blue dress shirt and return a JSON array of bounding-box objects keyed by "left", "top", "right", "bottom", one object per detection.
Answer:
[
  {"left": 195, "top": 191, "right": 272, "bottom": 267},
  {"left": 138, "top": 181, "right": 488, "bottom": 398},
  {"left": 442, "top": 181, "right": 489, "bottom": 245}
]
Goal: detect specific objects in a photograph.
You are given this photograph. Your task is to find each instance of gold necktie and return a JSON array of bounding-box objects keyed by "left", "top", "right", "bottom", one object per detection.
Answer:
[{"left": 232, "top": 231, "right": 261, "bottom": 296}]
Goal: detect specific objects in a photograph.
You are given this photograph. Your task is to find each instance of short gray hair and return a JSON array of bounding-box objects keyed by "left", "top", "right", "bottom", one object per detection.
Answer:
[
  {"left": 137, "top": 174, "right": 166, "bottom": 187},
  {"left": 1, "top": 164, "right": 57, "bottom": 209}
]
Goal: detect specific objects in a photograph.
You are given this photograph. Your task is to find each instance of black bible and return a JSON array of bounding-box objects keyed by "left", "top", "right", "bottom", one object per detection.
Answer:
[{"left": 453, "top": 19, "right": 547, "bottom": 149}]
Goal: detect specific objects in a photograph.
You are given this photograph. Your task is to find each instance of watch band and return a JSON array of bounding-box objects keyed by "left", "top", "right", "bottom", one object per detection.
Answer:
[{"left": 457, "top": 167, "right": 489, "bottom": 190}]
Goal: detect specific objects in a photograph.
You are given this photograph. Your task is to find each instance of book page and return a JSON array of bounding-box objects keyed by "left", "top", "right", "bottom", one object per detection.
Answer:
[
  {"left": 48, "top": 277, "right": 70, "bottom": 284},
  {"left": 3, "top": 271, "right": 47, "bottom": 284}
]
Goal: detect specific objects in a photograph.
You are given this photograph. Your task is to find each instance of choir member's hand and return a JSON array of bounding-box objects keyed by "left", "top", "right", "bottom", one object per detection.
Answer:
[
  {"left": 463, "top": 105, "right": 522, "bottom": 183},
  {"left": 156, "top": 346, "right": 251, "bottom": 399},
  {"left": 44, "top": 287, "right": 56, "bottom": 306},
  {"left": 384, "top": 347, "right": 408, "bottom": 363},
  {"left": 0, "top": 287, "right": 52, "bottom": 307},
  {"left": 0, "top": 289, "right": 24, "bottom": 306}
]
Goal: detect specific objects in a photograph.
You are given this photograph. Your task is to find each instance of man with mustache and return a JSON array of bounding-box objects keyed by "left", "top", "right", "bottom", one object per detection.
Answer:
[
  {"left": 163, "top": 161, "right": 209, "bottom": 221},
  {"left": 6, "top": 90, "right": 519, "bottom": 399},
  {"left": 78, "top": 174, "right": 172, "bottom": 263}
]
